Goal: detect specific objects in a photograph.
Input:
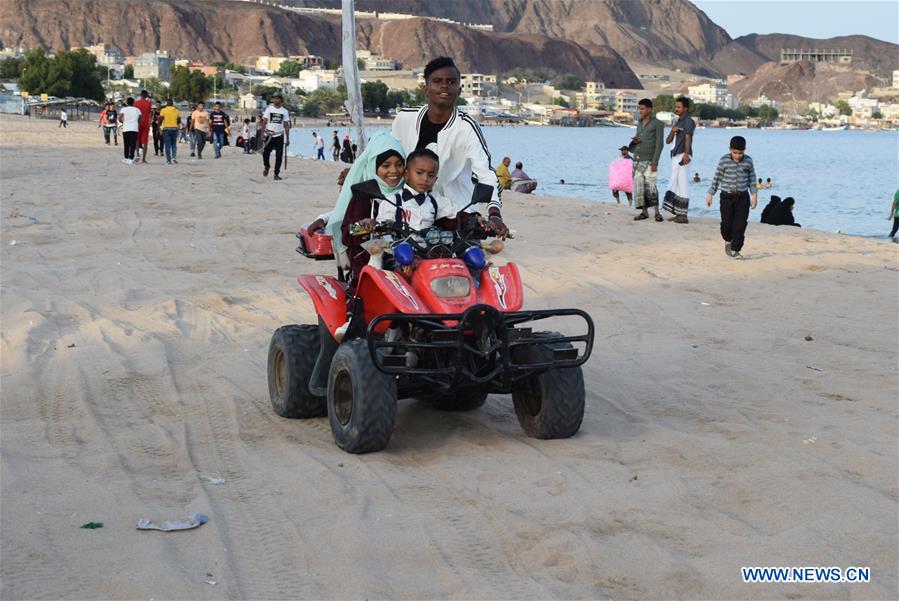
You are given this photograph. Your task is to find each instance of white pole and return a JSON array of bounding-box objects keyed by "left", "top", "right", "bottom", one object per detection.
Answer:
[{"left": 341, "top": 0, "right": 365, "bottom": 152}]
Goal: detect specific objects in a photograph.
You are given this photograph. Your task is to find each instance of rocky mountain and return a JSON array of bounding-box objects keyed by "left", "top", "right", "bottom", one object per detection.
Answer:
[
  {"left": 734, "top": 34, "right": 897, "bottom": 78},
  {"left": 0, "top": 0, "right": 341, "bottom": 64},
  {"left": 0, "top": 0, "right": 639, "bottom": 85},
  {"left": 729, "top": 59, "right": 883, "bottom": 111},
  {"left": 290, "top": 0, "right": 737, "bottom": 76},
  {"left": 355, "top": 18, "right": 639, "bottom": 87}
]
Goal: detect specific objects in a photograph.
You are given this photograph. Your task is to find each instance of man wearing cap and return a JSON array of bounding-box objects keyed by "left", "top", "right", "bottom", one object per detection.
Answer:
[
  {"left": 259, "top": 93, "right": 290, "bottom": 180},
  {"left": 609, "top": 145, "right": 634, "bottom": 206}
]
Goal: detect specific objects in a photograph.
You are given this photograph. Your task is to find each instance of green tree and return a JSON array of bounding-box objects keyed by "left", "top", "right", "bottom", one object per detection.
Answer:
[
  {"left": 806, "top": 108, "right": 818, "bottom": 122},
  {"left": 123, "top": 64, "right": 134, "bottom": 79},
  {"left": 305, "top": 87, "right": 346, "bottom": 115},
  {"left": 385, "top": 89, "right": 413, "bottom": 110},
  {"left": 361, "top": 80, "right": 389, "bottom": 113},
  {"left": 357, "top": 58, "right": 366, "bottom": 72},
  {"left": 652, "top": 94, "right": 676, "bottom": 112},
  {"left": 324, "top": 58, "right": 339, "bottom": 70},
  {"left": 251, "top": 85, "right": 282, "bottom": 104},
  {"left": 277, "top": 60, "right": 302, "bottom": 77},
  {"left": 413, "top": 84, "right": 427, "bottom": 105},
  {"left": 169, "top": 66, "right": 212, "bottom": 103},
  {"left": 552, "top": 74, "right": 585, "bottom": 91},
  {"left": 552, "top": 97, "right": 570, "bottom": 108},
  {"left": 872, "top": 110, "right": 883, "bottom": 119},
  {"left": 504, "top": 67, "right": 555, "bottom": 83},
  {"left": 455, "top": 96, "right": 467, "bottom": 106},
  {"left": 835, "top": 100, "right": 851, "bottom": 116},
  {"left": 756, "top": 105, "right": 778, "bottom": 123},
  {"left": 1, "top": 57, "right": 23, "bottom": 79},
  {"left": 18, "top": 48, "right": 103, "bottom": 100}
]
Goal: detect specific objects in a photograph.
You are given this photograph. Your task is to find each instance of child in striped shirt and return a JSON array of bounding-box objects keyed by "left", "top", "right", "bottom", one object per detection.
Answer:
[{"left": 706, "top": 136, "right": 758, "bottom": 259}]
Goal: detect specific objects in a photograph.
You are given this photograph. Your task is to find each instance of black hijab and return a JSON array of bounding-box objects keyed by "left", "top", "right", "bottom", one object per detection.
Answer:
[{"left": 761, "top": 195, "right": 781, "bottom": 224}]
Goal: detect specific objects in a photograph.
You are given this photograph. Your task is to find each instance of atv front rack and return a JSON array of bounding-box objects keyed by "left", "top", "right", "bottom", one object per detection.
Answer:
[{"left": 366, "top": 304, "right": 594, "bottom": 394}]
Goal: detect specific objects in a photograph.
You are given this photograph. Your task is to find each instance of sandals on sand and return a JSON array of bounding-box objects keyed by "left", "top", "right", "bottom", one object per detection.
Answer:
[
  {"left": 655, "top": 214, "right": 664, "bottom": 222},
  {"left": 634, "top": 213, "right": 649, "bottom": 220}
]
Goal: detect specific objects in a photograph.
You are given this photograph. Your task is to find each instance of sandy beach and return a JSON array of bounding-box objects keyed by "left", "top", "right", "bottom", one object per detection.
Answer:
[{"left": 1, "top": 116, "right": 896, "bottom": 600}]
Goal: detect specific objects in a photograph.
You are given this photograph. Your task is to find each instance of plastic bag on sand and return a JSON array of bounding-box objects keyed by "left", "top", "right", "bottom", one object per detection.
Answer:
[{"left": 137, "top": 513, "right": 209, "bottom": 532}]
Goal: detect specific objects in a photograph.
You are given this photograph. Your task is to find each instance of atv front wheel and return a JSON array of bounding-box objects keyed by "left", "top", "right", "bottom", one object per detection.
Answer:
[
  {"left": 511, "top": 333, "right": 585, "bottom": 439},
  {"left": 268, "top": 325, "right": 326, "bottom": 418},
  {"left": 327, "top": 339, "right": 397, "bottom": 453}
]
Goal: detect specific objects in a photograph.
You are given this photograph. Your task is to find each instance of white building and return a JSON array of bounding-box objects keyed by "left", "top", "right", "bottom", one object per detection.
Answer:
[
  {"left": 356, "top": 50, "right": 397, "bottom": 71},
  {"left": 255, "top": 56, "right": 289, "bottom": 74},
  {"left": 460, "top": 73, "right": 497, "bottom": 97},
  {"left": 240, "top": 93, "right": 264, "bottom": 111},
  {"left": 296, "top": 70, "right": 341, "bottom": 92},
  {"left": 808, "top": 102, "right": 838, "bottom": 118},
  {"left": 133, "top": 51, "right": 173, "bottom": 81},
  {"left": 849, "top": 92, "right": 879, "bottom": 118},
  {"left": 79, "top": 43, "right": 123, "bottom": 66},
  {"left": 750, "top": 95, "right": 779, "bottom": 110},
  {"left": 891, "top": 69, "right": 899, "bottom": 89},
  {"left": 615, "top": 91, "right": 639, "bottom": 115},
  {"left": 687, "top": 80, "right": 738, "bottom": 108}
]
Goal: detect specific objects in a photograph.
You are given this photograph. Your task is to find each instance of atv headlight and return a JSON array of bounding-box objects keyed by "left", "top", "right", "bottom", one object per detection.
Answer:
[{"left": 430, "top": 276, "right": 471, "bottom": 298}]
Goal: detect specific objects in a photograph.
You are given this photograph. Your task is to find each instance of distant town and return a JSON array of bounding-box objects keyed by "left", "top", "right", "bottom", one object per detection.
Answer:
[{"left": 1, "top": 36, "right": 897, "bottom": 131}]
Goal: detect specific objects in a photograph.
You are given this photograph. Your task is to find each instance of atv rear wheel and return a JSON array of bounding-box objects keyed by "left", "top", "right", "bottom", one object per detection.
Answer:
[
  {"left": 327, "top": 339, "right": 397, "bottom": 453},
  {"left": 511, "top": 333, "right": 585, "bottom": 439},
  {"left": 421, "top": 390, "right": 488, "bottom": 411},
  {"left": 268, "top": 325, "right": 326, "bottom": 418}
]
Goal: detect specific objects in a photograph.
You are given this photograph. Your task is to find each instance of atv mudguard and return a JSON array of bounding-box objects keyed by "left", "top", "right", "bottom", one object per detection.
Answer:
[
  {"left": 355, "top": 265, "right": 429, "bottom": 333},
  {"left": 297, "top": 274, "right": 347, "bottom": 335},
  {"left": 476, "top": 264, "right": 523, "bottom": 312}
]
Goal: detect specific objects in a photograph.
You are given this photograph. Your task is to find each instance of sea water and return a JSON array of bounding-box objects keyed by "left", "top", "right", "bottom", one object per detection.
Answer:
[{"left": 289, "top": 125, "right": 899, "bottom": 238}]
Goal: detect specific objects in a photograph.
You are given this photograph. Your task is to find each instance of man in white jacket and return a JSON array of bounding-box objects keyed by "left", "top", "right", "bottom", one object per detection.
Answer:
[{"left": 391, "top": 57, "right": 509, "bottom": 237}]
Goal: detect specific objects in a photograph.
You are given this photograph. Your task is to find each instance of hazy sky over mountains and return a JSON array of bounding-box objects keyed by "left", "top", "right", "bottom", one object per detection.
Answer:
[{"left": 691, "top": 0, "right": 898, "bottom": 43}]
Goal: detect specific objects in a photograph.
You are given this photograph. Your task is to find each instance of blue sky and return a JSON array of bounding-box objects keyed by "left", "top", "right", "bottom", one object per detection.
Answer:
[{"left": 690, "top": 0, "right": 899, "bottom": 43}]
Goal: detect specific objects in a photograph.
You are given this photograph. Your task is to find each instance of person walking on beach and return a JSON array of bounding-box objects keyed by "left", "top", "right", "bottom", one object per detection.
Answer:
[
  {"left": 159, "top": 98, "right": 181, "bottom": 165},
  {"left": 340, "top": 135, "right": 354, "bottom": 163},
  {"left": 241, "top": 119, "right": 253, "bottom": 154},
  {"left": 151, "top": 104, "right": 162, "bottom": 156},
  {"left": 118, "top": 97, "right": 142, "bottom": 165},
  {"left": 59, "top": 109, "right": 67, "bottom": 128},
  {"left": 889, "top": 189, "right": 899, "bottom": 239},
  {"left": 134, "top": 90, "right": 153, "bottom": 163},
  {"left": 210, "top": 101, "right": 230, "bottom": 159},
  {"left": 190, "top": 101, "right": 210, "bottom": 160},
  {"left": 629, "top": 98, "right": 664, "bottom": 222},
  {"left": 101, "top": 102, "right": 118, "bottom": 146},
  {"left": 331, "top": 130, "right": 340, "bottom": 161},
  {"left": 663, "top": 96, "right": 695, "bottom": 223},
  {"left": 609, "top": 145, "right": 634, "bottom": 206},
  {"left": 391, "top": 56, "right": 508, "bottom": 236},
  {"left": 706, "top": 135, "right": 758, "bottom": 259},
  {"left": 260, "top": 93, "right": 290, "bottom": 180},
  {"left": 313, "top": 132, "right": 325, "bottom": 160}
]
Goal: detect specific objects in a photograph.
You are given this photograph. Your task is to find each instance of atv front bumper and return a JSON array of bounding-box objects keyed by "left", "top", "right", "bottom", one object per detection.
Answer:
[{"left": 366, "top": 304, "right": 594, "bottom": 394}]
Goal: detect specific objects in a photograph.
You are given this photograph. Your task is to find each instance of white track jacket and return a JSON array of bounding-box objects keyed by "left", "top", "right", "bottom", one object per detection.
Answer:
[{"left": 391, "top": 106, "right": 502, "bottom": 214}]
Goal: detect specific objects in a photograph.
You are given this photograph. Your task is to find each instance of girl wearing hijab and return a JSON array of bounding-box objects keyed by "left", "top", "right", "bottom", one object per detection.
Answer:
[
  {"left": 323, "top": 133, "right": 407, "bottom": 290},
  {"left": 760, "top": 195, "right": 781, "bottom": 224}
]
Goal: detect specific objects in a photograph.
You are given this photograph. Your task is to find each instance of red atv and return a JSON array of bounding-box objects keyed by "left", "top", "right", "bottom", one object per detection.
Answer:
[{"left": 268, "top": 182, "right": 594, "bottom": 453}]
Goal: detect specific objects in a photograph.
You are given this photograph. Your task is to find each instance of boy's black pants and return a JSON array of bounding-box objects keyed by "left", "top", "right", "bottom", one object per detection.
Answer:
[{"left": 720, "top": 191, "right": 750, "bottom": 252}]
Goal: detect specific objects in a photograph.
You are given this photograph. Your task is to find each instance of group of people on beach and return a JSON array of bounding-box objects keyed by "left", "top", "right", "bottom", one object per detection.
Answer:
[
  {"left": 312, "top": 130, "right": 357, "bottom": 163},
  {"left": 495, "top": 157, "right": 537, "bottom": 194},
  {"left": 605, "top": 96, "right": 760, "bottom": 258}
]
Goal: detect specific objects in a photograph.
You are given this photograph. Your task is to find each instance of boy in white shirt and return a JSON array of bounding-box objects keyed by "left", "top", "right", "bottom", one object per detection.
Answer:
[{"left": 385, "top": 148, "right": 454, "bottom": 232}]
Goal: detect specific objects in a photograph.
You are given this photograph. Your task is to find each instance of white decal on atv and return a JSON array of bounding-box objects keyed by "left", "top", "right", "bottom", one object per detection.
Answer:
[
  {"left": 315, "top": 276, "right": 338, "bottom": 300},
  {"left": 489, "top": 267, "right": 508, "bottom": 308},
  {"left": 429, "top": 263, "right": 465, "bottom": 271},
  {"left": 385, "top": 271, "right": 420, "bottom": 310}
]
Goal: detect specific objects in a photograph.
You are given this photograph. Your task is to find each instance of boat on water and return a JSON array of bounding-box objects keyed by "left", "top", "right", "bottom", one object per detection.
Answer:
[{"left": 821, "top": 124, "right": 849, "bottom": 131}]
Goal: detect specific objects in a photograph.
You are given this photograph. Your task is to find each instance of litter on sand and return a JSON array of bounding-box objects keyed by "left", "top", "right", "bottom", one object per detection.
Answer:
[
  {"left": 80, "top": 522, "right": 104, "bottom": 529},
  {"left": 137, "top": 513, "right": 209, "bottom": 532},
  {"left": 200, "top": 475, "right": 225, "bottom": 485}
]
